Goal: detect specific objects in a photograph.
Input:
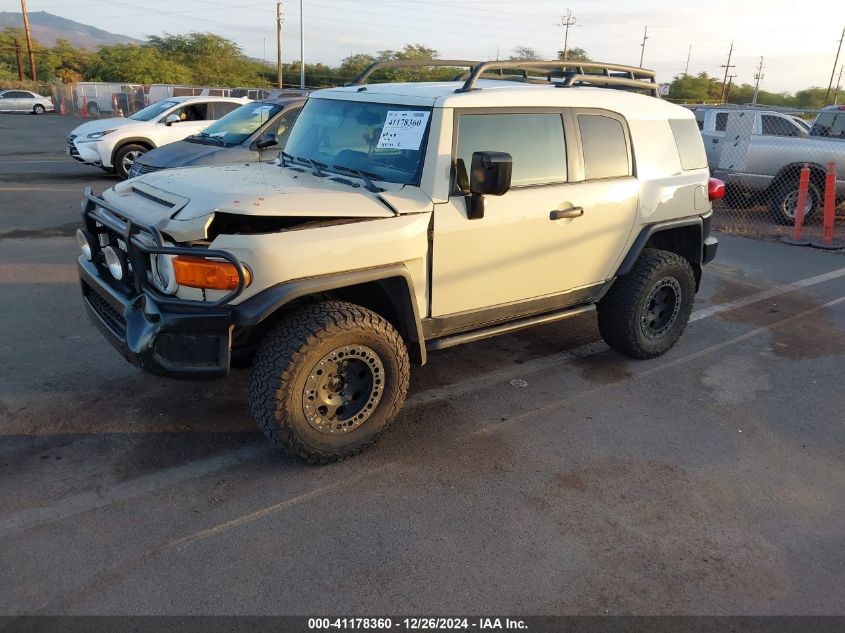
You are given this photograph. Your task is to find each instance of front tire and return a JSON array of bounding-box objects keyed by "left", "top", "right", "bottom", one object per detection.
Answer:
[
  {"left": 114, "top": 144, "right": 148, "bottom": 179},
  {"left": 249, "top": 301, "right": 410, "bottom": 464},
  {"left": 32, "top": 104, "right": 45, "bottom": 115},
  {"left": 597, "top": 249, "right": 695, "bottom": 359}
]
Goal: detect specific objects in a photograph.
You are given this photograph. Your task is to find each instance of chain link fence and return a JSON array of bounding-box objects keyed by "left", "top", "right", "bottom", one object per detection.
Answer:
[{"left": 689, "top": 105, "right": 845, "bottom": 247}]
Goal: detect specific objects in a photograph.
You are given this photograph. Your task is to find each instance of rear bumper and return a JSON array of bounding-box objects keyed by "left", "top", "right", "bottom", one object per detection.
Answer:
[
  {"left": 79, "top": 257, "right": 233, "bottom": 380},
  {"left": 703, "top": 236, "right": 718, "bottom": 265}
]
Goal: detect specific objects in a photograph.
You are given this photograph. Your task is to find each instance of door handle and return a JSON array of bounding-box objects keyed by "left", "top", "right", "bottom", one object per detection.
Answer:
[{"left": 550, "top": 206, "right": 584, "bottom": 220}]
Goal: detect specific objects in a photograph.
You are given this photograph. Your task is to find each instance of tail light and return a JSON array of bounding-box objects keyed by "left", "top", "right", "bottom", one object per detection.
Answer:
[
  {"left": 708, "top": 177, "right": 725, "bottom": 201},
  {"left": 173, "top": 256, "right": 251, "bottom": 291}
]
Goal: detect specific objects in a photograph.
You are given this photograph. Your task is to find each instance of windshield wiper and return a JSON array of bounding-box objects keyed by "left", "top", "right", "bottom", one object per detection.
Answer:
[
  {"left": 306, "top": 158, "right": 328, "bottom": 177},
  {"left": 332, "top": 164, "right": 384, "bottom": 193}
]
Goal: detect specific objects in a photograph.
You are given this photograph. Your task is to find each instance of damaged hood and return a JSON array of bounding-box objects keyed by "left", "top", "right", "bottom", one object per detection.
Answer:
[{"left": 103, "top": 162, "right": 434, "bottom": 229}]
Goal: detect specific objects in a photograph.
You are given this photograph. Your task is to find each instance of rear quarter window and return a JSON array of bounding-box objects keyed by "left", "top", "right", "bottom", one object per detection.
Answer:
[
  {"left": 669, "top": 118, "right": 708, "bottom": 170},
  {"left": 578, "top": 114, "right": 630, "bottom": 180}
]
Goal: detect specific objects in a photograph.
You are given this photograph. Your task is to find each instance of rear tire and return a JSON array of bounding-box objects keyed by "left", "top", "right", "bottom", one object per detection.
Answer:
[
  {"left": 249, "top": 301, "right": 410, "bottom": 464},
  {"left": 768, "top": 178, "right": 821, "bottom": 226},
  {"left": 32, "top": 104, "right": 45, "bottom": 115},
  {"left": 597, "top": 249, "right": 695, "bottom": 359},
  {"left": 114, "top": 143, "right": 148, "bottom": 180}
]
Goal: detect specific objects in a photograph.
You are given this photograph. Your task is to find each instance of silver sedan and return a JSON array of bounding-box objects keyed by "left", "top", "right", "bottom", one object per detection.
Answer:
[{"left": 0, "top": 90, "right": 55, "bottom": 115}]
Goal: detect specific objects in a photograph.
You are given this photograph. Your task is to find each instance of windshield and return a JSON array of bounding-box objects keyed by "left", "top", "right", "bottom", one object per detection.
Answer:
[
  {"left": 190, "top": 102, "right": 283, "bottom": 146},
  {"left": 283, "top": 98, "right": 433, "bottom": 185},
  {"left": 129, "top": 100, "right": 179, "bottom": 122},
  {"left": 811, "top": 112, "right": 845, "bottom": 138}
]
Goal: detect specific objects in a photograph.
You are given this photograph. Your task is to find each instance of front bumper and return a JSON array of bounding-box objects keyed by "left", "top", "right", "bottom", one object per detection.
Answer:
[
  {"left": 79, "top": 258, "right": 233, "bottom": 379},
  {"left": 67, "top": 137, "right": 108, "bottom": 167},
  {"left": 78, "top": 188, "right": 249, "bottom": 380}
]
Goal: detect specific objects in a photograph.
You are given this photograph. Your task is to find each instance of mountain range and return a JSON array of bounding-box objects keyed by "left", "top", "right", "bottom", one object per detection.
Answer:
[{"left": 0, "top": 11, "right": 141, "bottom": 49}]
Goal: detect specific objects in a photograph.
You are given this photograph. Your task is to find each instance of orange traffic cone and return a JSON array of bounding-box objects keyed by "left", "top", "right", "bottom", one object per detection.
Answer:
[
  {"left": 81, "top": 96, "right": 88, "bottom": 118},
  {"left": 59, "top": 97, "right": 66, "bottom": 116},
  {"left": 117, "top": 107, "right": 124, "bottom": 117}
]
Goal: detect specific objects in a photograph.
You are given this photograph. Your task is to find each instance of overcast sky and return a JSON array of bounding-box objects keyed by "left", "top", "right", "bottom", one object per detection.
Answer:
[{"left": 5, "top": 0, "right": 843, "bottom": 92}]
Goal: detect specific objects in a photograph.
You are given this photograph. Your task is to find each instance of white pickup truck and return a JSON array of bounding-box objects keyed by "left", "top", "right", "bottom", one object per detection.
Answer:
[{"left": 693, "top": 106, "right": 845, "bottom": 225}]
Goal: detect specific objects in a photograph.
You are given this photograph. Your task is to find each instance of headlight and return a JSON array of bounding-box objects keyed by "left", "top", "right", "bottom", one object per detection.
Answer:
[
  {"left": 151, "top": 253, "right": 178, "bottom": 294},
  {"left": 86, "top": 129, "right": 117, "bottom": 140},
  {"left": 103, "top": 246, "right": 127, "bottom": 281},
  {"left": 76, "top": 229, "right": 93, "bottom": 261}
]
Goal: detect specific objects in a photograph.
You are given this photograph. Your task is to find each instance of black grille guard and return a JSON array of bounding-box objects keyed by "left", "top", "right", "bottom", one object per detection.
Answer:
[{"left": 81, "top": 186, "right": 248, "bottom": 309}]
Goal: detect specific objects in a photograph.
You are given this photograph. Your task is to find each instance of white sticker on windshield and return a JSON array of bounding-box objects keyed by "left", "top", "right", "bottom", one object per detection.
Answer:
[
  {"left": 252, "top": 105, "right": 274, "bottom": 114},
  {"left": 209, "top": 131, "right": 226, "bottom": 138},
  {"left": 377, "top": 110, "right": 430, "bottom": 150}
]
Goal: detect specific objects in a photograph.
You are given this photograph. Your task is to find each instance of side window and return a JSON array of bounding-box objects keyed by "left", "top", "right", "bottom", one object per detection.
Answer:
[
  {"left": 211, "top": 102, "right": 240, "bottom": 119},
  {"left": 761, "top": 115, "right": 799, "bottom": 137},
  {"left": 578, "top": 114, "right": 630, "bottom": 180},
  {"left": 272, "top": 108, "right": 301, "bottom": 146},
  {"left": 171, "top": 103, "right": 209, "bottom": 122},
  {"left": 669, "top": 119, "right": 708, "bottom": 170},
  {"left": 715, "top": 112, "right": 729, "bottom": 132},
  {"left": 454, "top": 113, "right": 566, "bottom": 190}
]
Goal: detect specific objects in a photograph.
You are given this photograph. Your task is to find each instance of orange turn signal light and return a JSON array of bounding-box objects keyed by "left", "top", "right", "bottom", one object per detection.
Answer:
[{"left": 173, "top": 256, "right": 251, "bottom": 291}]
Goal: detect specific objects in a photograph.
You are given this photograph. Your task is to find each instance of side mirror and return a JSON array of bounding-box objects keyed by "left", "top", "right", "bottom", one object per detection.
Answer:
[
  {"left": 255, "top": 133, "right": 278, "bottom": 150},
  {"left": 466, "top": 151, "right": 512, "bottom": 219},
  {"left": 164, "top": 114, "right": 180, "bottom": 126}
]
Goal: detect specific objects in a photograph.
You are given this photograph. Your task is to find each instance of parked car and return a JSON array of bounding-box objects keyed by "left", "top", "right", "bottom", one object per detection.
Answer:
[
  {"left": 128, "top": 98, "right": 304, "bottom": 179},
  {"left": 0, "top": 89, "right": 54, "bottom": 115},
  {"left": 74, "top": 82, "right": 146, "bottom": 117},
  {"left": 76, "top": 59, "right": 721, "bottom": 463},
  {"left": 694, "top": 106, "right": 844, "bottom": 223},
  {"left": 67, "top": 96, "right": 251, "bottom": 179}
]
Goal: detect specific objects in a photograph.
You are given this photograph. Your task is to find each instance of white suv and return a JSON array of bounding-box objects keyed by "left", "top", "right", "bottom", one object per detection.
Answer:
[
  {"left": 76, "top": 60, "right": 722, "bottom": 463},
  {"left": 67, "top": 96, "right": 250, "bottom": 179}
]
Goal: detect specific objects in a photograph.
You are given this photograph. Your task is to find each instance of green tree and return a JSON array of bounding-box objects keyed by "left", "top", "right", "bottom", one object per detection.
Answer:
[
  {"left": 668, "top": 72, "right": 722, "bottom": 102},
  {"left": 88, "top": 44, "right": 192, "bottom": 84},
  {"left": 147, "top": 32, "right": 265, "bottom": 86},
  {"left": 557, "top": 47, "right": 590, "bottom": 61}
]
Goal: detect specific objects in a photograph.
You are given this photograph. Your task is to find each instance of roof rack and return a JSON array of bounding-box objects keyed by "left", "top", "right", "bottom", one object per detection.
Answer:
[
  {"left": 345, "top": 59, "right": 659, "bottom": 98},
  {"left": 346, "top": 60, "right": 481, "bottom": 87},
  {"left": 456, "top": 60, "right": 658, "bottom": 96}
]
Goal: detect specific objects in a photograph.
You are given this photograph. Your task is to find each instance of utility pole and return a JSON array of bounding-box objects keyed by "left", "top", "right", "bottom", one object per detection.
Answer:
[
  {"left": 20, "top": 0, "right": 36, "bottom": 81},
  {"left": 639, "top": 25, "right": 649, "bottom": 68},
  {"left": 684, "top": 45, "right": 691, "bottom": 75},
  {"left": 725, "top": 74, "right": 737, "bottom": 103},
  {"left": 559, "top": 9, "right": 576, "bottom": 60},
  {"left": 276, "top": 1, "right": 283, "bottom": 89},
  {"left": 834, "top": 65, "right": 844, "bottom": 104},
  {"left": 299, "top": 0, "right": 305, "bottom": 91},
  {"left": 720, "top": 41, "right": 735, "bottom": 104},
  {"left": 13, "top": 37, "right": 24, "bottom": 81},
  {"left": 752, "top": 56, "right": 765, "bottom": 105},
  {"left": 825, "top": 26, "right": 844, "bottom": 105}
]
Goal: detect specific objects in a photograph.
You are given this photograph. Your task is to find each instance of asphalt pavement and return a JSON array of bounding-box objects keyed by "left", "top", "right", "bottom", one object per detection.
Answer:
[{"left": 1, "top": 112, "right": 844, "bottom": 616}]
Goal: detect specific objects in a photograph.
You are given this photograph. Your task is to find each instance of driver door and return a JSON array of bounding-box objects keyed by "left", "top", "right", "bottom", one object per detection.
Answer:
[{"left": 430, "top": 109, "right": 638, "bottom": 323}]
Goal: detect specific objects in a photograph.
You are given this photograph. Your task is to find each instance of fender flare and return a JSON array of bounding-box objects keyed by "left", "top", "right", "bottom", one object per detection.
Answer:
[
  {"left": 616, "top": 216, "right": 704, "bottom": 277},
  {"left": 232, "top": 263, "right": 427, "bottom": 364}
]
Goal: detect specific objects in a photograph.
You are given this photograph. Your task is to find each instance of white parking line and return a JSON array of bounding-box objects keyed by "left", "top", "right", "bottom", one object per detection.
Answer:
[
  {"left": 171, "top": 293, "right": 845, "bottom": 546},
  {"left": 3, "top": 264, "right": 845, "bottom": 538}
]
